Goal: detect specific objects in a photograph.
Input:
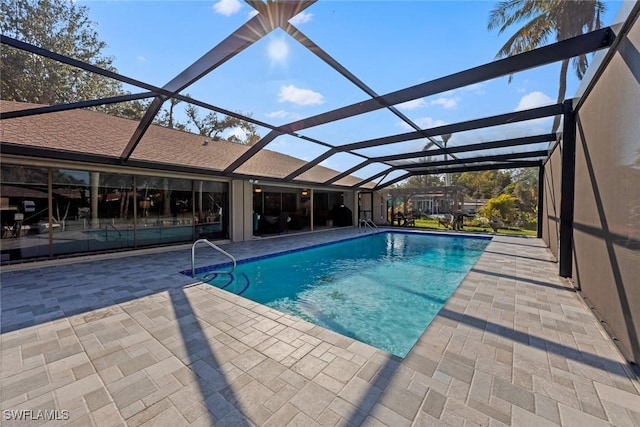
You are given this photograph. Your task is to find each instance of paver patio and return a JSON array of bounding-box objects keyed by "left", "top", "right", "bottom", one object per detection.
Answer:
[{"left": 1, "top": 229, "right": 639, "bottom": 426}]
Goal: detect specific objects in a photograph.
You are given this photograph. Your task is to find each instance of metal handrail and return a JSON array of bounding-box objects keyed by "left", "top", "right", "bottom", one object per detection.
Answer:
[
  {"left": 358, "top": 218, "right": 379, "bottom": 233},
  {"left": 105, "top": 223, "right": 122, "bottom": 239},
  {"left": 191, "top": 239, "right": 236, "bottom": 277}
]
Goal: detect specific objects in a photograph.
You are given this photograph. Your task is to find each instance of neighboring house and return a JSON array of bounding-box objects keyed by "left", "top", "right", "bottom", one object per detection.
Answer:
[
  {"left": 462, "top": 199, "right": 489, "bottom": 215},
  {"left": 387, "top": 187, "right": 467, "bottom": 218}
]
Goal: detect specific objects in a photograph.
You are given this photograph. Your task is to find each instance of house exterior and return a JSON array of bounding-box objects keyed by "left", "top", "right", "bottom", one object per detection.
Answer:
[{"left": 0, "top": 100, "right": 385, "bottom": 264}]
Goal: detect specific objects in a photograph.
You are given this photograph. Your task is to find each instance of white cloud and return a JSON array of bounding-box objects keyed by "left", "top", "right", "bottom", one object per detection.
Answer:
[
  {"left": 213, "top": 0, "right": 241, "bottom": 16},
  {"left": 278, "top": 85, "right": 324, "bottom": 106},
  {"left": 268, "top": 38, "right": 289, "bottom": 64},
  {"left": 396, "top": 99, "right": 426, "bottom": 110},
  {"left": 289, "top": 11, "right": 312, "bottom": 25},
  {"left": 515, "top": 91, "right": 554, "bottom": 111},
  {"left": 265, "top": 110, "right": 301, "bottom": 120},
  {"left": 225, "top": 127, "right": 246, "bottom": 140},
  {"left": 431, "top": 97, "right": 458, "bottom": 109},
  {"left": 397, "top": 96, "right": 458, "bottom": 111},
  {"left": 136, "top": 56, "right": 146, "bottom": 62},
  {"left": 506, "top": 91, "right": 556, "bottom": 133},
  {"left": 414, "top": 116, "right": 447, "bottom": 129},
  {"left": 399, "top": 116, "right": 447, "bottom": 131}
]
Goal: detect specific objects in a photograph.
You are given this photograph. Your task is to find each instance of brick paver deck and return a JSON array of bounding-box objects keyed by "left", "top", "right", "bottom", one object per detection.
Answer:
[{"left": 2, "top": 229, "right": 639, "bottom": 426}]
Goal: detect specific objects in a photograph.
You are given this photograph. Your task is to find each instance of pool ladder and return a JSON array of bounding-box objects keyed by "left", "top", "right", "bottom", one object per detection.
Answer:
[
  {"left": 358, "top": 218, "right": 380, "bottom": 234},
  {"left": 191, "top": 239, "right": 236, "bottom": 278}
]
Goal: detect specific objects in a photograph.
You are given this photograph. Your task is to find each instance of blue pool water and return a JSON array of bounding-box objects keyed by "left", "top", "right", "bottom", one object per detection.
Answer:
[{"left": 196, "top": 232, "right": 490, "bottom": 357}]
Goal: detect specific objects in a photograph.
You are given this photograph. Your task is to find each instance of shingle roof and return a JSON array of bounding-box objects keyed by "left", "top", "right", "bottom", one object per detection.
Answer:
[{"left": 0, "top": 100, "right": 370, "bottom": 188}]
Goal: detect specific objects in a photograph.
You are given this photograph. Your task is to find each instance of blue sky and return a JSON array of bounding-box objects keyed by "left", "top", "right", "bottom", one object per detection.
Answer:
[{"left": 81, "top": 0, "right": 624, "bottom": 182}]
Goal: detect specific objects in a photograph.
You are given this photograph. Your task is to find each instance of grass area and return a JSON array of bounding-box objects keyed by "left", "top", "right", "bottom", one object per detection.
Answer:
[{"left": 410, "top": 218, "right": 537, "bottom": 237}]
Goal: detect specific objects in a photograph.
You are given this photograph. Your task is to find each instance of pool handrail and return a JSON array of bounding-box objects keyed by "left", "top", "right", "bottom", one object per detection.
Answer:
[
  {"left": 105, "top": 223, "right": 122, "bottom": 240},
  {"left": 358, "top": 218, "right": 379, "bottom": 233},
  {"left": 191, "top": 239, "right": 236, "bottom": 277}
]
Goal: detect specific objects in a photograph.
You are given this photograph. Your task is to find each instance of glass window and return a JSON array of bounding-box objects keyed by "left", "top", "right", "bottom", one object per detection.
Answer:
[
  {"left": 194, "top": 180, "right": 228, "bottom": 240},
  {"left": 136, "top": 176, "right": 193, "bottom": 246},
  {"left": 1, "top": 165, "right": 231, "bottom": 264},
  {"left": 313, "top": 191, "right": 348, "bottom": 227},
  {"left": 0, "top": 165, "right": 50, "bottom": 262},
  {"left": 253, "top": 187, "right": 310, "bottom": 235},
  {"left": 48, "top": 169, "right": 137, "bottom": 255}
]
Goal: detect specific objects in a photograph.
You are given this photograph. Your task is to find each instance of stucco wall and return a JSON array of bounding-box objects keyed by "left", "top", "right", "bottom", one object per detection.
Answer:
[
  {"left": 570, "top": 15, "right": 640, "bottom": 363},
  {"left": 230, "top": 180, "right": 253, "bottom": 242},
  {"left": 542, "top": 145, "right": 561, "bottom": 260}
]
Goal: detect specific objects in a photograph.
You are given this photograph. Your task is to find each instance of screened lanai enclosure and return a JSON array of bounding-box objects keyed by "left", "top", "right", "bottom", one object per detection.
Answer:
[
  {"left": 1, "top": 1, "right": 623, "bottom": 190},
  {"left": 1, "top": 1, "right": 639, "bottom": 363}
]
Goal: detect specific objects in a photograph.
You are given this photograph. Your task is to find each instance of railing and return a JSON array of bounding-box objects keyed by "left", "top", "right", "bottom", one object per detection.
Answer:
[
  {"left": 358, "top": 218, "right": 380, "bottom": 234},
  {"left": 191, "top": 239, "right": 236, "bottom": 278},
  {"left": 104, "top": 223, "right": 122, "bottom": 240}
]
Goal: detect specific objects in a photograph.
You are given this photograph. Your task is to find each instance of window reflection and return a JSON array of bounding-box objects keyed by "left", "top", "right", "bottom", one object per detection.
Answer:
[
  {"left": 1, "top": 164, "right": 229, "bottom": 263},
  {"left": 252, "top": 186, "right": 311, "bottom": 235},
  {"left": 0, "top": 165, "right": 50, "bottom": 261},
  {"left": 50, "top": 170, "right": 135, "bottom": 255},
  {"left": 136, "top": 176, "right": 193, "bottom": 245},
  {"left": 195, "top": 180, "right": 227, "bottom": 240}
]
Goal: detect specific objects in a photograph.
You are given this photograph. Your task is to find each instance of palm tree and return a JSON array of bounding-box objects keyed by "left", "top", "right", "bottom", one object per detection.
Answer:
[{"left": 488, "top": 0, "right": 606, "bottom": 133}]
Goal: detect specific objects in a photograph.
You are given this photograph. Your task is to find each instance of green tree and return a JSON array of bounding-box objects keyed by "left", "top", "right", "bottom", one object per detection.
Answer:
[
  {"left": 155, "top": 98, "right": 189, "bottom": 131},
  {"left": 451, "top": 170, "right": 512, "bottom": 199},
  {"left": 404, "top": 174, "right": 444, "bottom": 188},
  {"left": 0, "top": 0, "right": 147, "bottom": 118},
  {"left": 479, "top": 193, "right": 519, "bottom": 222},
  {"left": 504, "top": 167, "right": 538, "bottom": 212},
  {"left": 488, "top": 0, "right": 605, "bottom": 133},
  {"left": 185, "top": 105, "right": 260, "bottom": 145}
]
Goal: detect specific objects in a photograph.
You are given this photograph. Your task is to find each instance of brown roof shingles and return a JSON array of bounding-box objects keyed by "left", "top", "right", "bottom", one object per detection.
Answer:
[
  {"left": 131, "top": 125, "right": 248, "bottom": 171},
  {"left": 1, "top": 101, "right": 134, "bottom": 157},
  {"left": 1, "top": 100, "right": 375, "bottom": 188}
]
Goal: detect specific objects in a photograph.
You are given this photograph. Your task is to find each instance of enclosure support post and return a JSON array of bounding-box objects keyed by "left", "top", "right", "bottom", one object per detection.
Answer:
[
  {"left": 537, "top": 165, "right": 544, "bottom": 238},
  {"left": 559, "top": 100, "right": 576, "bottom": 278}
]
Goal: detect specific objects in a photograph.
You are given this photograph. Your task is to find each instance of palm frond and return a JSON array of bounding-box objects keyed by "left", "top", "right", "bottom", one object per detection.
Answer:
[
  {"left": 489, "top": 0, "right": 605, "bottom": 83},
  {"left": 488, "top": 0, "right": 558, "bottom": 33},
  {"left": 494, "top": 14, "right": 553, "bottom": 58}
]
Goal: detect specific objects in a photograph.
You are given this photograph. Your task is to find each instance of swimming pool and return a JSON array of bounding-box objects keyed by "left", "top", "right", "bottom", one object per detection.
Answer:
[{"left": 194, "top": 232, "right": 490, "bottom": 357}]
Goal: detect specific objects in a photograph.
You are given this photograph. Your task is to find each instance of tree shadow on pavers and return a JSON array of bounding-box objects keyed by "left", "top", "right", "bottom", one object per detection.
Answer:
[
  {"left": 489, "top": 239, "right": 547, "bottom": 248},
  {"left": 168, "top": 287, "right": 253, "bottom": 426},
  {"left": 482, "top": 249, "right": 555, "bottom": 263},
  {"left": 470, "top": 268, "right": 576, "bottom": 293},
  {"left": 332, "top": 348, "right": 436, "bottom": 426},
  {"left": 438, "top": 308, "right": 638, "bottom": 378}
]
